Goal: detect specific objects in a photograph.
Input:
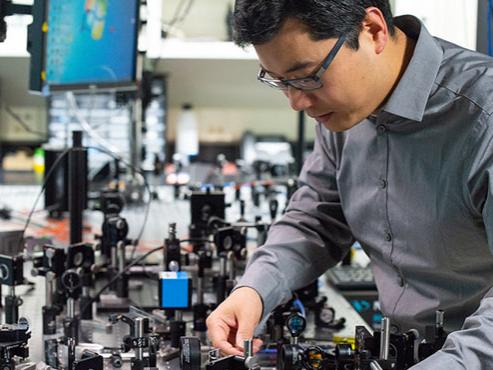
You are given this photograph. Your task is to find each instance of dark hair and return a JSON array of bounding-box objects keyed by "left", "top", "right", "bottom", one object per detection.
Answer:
[{"left": 233, "top": 0, "right": 395, "bottom": 49}]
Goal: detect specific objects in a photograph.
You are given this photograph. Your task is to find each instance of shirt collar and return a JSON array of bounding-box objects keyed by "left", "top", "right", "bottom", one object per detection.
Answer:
[{"left": 380, "top": 15, "right": 443, "bottom": 123}]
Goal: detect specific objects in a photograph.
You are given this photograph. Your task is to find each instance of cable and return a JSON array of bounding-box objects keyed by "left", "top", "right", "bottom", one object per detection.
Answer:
[
  {"left": 4, "top": 105, "right": 47, "bottom": 137},
  {"left": 168, "top": 0, "right": 195, "bottom": 27},
  {"left": 18, "top": 148, "right": 72, "bottom": 249},
  {"left": 169, "top": 0, "right": 188, "bottom": 24},
  {"left": 65, "top": 92, "right": 121, "bottom": 155},
  {"left": 80, "top": 245, "right": 165, "bottom": 315}
]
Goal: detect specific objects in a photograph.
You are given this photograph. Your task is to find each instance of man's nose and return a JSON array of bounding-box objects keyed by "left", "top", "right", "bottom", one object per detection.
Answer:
[{"left": 285, "top": 87, "right": 313, "bottom": 112}]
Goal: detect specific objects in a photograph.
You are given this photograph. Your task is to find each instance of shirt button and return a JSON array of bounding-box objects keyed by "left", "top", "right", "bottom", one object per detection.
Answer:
[
  {"left": 379, "top": 179, "right": 387, "bottom": 189},
  {"left": 398, "top": 276, "right": 405, "bottom": 287},
  {"left": 377, "top": 125, "right": 387, "bottom": 134},
  {"left": 384, "top": 232, "right": 392, "bottom": 242}
]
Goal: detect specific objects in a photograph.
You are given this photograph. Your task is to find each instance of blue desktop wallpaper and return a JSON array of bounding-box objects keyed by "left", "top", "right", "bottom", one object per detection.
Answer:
[{"left": 45, "top": 0, "right": 138, "bottom": 87}]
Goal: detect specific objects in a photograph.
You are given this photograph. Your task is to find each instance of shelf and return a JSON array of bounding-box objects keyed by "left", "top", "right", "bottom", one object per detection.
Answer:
[{"left": 151, "top": 39, "right": 258, "bottom": 60}]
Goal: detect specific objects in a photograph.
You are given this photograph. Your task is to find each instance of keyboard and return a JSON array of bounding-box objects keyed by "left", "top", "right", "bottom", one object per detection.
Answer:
[{"left": 325, "top": 265, "right": 377, "bottom": 291}]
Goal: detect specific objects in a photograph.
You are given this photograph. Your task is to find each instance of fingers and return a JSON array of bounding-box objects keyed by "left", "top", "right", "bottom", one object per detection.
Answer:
[
  {"left": 252, "top": 338, "right": 264, "bottom": 354},
  {"left": 207, "top": 314, "right": 263, "bottom": 356},
  {"left": 206, "top": 287, "right": 264, "bottom": 356},
  {"left": 218, "top": 340, "right": 244, "bottom": 356},
  {"left": 234, "top": 337, "right": 264, "bottom": 353},
  {"left": 207, "top": 315, "right": 243, "bottom": 356},
  {"left": 235, "top": 321, "right": 258, "bottom": 350}
]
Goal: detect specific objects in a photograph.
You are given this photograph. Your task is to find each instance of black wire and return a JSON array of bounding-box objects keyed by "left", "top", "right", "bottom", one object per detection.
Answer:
[
  {"left": 18, "top": 148, "right": 72, "bottom": 249},
  {"left": 4, "top": 105, "right": 47, "bottom": 137},
  {"left": 80, "top": 245, "right": 164, "bottom": 315}
]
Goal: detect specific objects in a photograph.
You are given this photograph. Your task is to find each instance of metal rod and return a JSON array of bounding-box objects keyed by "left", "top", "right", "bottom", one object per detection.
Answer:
[
  {"left": 69, "top": 130, "right": 86, "bottom": 244},
  {"left": 196, "top": 277, "right": 204, "bottom": 305},
  {"left": 227, "top": 251, "right": 235, "bottom": 280},
  {"left": 244, "top": 339, "right": 253, "bottom": 358},
  {"left": 131, "top": 60, "right": 143, "bottom": 176},
  {"left": 370, "top": 361, "right": 384, "bottom": 370},
  {"left": 118, "top": 241, "right": 126, "bottom": 272},
  {"left": 45, "top": 272, "right": 55, "bottom": 307},
  {"left": 5, "top": 286, "right": 17, "bottom": 324},
  {"left": 436, "top": 310, "right": 444, "bottom": 328},
  {"left": 379, "top": 317, "right": 390, "bottom": 360},
  {"left": 168, "top": 223, "right": 177, "bottom": 240},
  {"left": 67, "top": 298, "right": 75, "bottom": 319},
  {"left": 135, "top": 317, "right": 145, "bottom": 361},
  {"left": 111, "top": 246, "right": 118, "bottom": 270},
  {"left": 219, "top": 255, "right": 227, "bottom": 276},
  {"left": 68, "top": 337, "right": 76, "bottom": 370},
  {"left": 174, "top": 310, "right": 183, "bottom": 322}
]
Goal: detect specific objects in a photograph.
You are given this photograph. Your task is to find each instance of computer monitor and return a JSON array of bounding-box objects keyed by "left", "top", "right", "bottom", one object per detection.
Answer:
[{"left": 28, "top": 0, "right": 140, "bottom": 95}]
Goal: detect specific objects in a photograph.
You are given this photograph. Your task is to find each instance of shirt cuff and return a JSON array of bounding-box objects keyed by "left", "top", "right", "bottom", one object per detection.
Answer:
[{"left": 236, "top": 267, "right": 292, "bottom": 321}]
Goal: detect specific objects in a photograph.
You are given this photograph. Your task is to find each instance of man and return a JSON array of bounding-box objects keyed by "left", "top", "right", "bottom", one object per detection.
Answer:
[{"left": 207, "top": 0, "right": 493, "bottom": 368}]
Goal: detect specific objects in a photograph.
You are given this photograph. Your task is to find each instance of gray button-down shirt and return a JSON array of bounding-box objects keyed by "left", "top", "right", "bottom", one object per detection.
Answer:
[{"left": 238, "top": 15, "right": 493, "bottom": 368}]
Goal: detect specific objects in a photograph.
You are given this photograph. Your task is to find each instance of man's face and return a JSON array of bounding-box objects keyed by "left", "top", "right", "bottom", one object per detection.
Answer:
[{"left": 254, "top": 18, "right": 383, "bottom": 132}]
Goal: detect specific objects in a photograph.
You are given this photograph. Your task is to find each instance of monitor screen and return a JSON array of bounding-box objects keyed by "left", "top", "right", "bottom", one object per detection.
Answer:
[{"left": 29, "top": 0, "right": 139, "bottom": 94}]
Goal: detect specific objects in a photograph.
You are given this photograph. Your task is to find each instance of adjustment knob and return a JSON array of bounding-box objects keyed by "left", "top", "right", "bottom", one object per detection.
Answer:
[
  {"left": 286, "top": 312, "right": 306, "bottom": 338},
  {"left": 61, "top": 270, "right": 82, "bottom": 292}
]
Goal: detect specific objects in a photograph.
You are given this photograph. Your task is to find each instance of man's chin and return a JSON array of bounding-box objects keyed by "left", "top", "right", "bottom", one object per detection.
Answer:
[{"left": 320, "top": 117, "right": 359, "bottom": 132}]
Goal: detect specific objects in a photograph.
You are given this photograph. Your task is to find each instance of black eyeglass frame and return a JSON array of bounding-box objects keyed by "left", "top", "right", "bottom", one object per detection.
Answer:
[{"left": 257, "top": 35, "right": 346, "bottom": 91}]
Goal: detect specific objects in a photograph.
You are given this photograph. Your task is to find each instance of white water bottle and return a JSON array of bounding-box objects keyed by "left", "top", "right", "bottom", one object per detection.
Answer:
[{"left": 176, "top": 103, "right": 199, "bottom": 165}]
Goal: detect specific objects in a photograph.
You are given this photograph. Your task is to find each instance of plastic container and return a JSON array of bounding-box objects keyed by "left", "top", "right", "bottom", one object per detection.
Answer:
[{"left": 175, "top": 103, "right": 199, "bottom": 165}]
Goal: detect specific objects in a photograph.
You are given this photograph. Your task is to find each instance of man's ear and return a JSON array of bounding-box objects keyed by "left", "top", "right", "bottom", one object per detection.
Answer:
[{"left": 361, "top": 7, "right": 389, "bottom": 55}]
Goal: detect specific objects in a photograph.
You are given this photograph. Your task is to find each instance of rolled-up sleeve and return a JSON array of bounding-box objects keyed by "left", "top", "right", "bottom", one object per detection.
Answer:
[{"left": 237, "top": 124, "right": 355, "bottom": 318}]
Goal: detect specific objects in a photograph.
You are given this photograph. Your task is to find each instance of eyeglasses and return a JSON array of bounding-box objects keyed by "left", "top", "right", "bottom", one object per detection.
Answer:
[{"left": 257, "top": 35, "right": 346, "bottom": 91}]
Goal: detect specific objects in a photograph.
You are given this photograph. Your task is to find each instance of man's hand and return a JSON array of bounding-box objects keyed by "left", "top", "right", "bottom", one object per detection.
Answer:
[{"left": 206, "top": 287, "right": 264, "bottom": 356}]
